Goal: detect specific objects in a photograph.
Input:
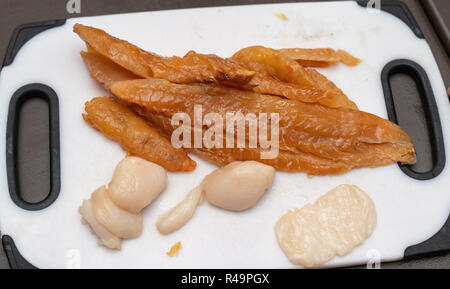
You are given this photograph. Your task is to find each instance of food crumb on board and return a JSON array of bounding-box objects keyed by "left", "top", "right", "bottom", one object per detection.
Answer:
[
  {"left": 166, "top": 241, "right": 182, "bottom": 257},
  {"left": 273, "top": 12, "right": 288, "bottom": 21}
]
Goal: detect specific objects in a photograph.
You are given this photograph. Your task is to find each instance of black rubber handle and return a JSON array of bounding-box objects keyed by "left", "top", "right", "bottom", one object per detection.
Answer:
[
  {"left": 1, "top": 235, "right": 36, "bottom": 269},
  {"left": 6, "top": 83, "right": 61, "bottom": 210},
  {"left": 381, "top": 59, "right": 446, "bottom": 180}
]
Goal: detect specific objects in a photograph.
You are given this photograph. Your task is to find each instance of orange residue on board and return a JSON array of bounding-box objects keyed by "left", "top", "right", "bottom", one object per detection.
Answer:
[
  {"left": 166, "top": 241, "right": 182, "bottom": 257},
  {"left": 273, "top": 12, "right": 288, "bottom": 21}
]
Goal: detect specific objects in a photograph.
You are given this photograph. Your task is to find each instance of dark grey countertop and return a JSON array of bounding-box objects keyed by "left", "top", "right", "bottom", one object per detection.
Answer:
[{"left": 0, "top": 0, "right": 448, "bottom": 269}]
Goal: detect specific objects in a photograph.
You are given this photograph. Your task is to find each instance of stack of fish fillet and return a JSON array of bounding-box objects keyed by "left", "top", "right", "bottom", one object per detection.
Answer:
[{"left": 74, "top": 24, "right": 416, "bottom": 176}]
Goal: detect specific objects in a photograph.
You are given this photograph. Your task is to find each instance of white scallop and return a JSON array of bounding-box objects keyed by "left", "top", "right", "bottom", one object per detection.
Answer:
[
  {"left": 108, "top": 156, "right": 167, "bottom": 213},
  {"left": 79, "top": 193, "right": 122, "bottom": 250},
  {"left": 202, "top": 161, "right": 275, "bottom": 211},
  {"left": 275, "top": 184, "right": 377, "bottom": 268},
  {"left": 91, "top": 185, "right": 143, "bottom": 239},
  {"left": 156, "top": 186, "right": 203, "bottom": 235}
]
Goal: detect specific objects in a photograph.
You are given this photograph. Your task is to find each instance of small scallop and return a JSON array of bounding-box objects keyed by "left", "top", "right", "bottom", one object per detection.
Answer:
[
  {"left": 108, "top": 156, "right": 167, "bottom": 213},
  {"left": 275, "top": 184, "right": 377, "bottom": 268},
  {"left": 201, "top": 161, "right": 275, "bottom": 211},
  {"left": 79, "top": 196, "right": 122, "bottom": 250},
  {"left": 156, "top": 186, "right": 203, "bottom": 235},
  {"left": 91, "top": 185, "right": 143, "bottom": 239}
]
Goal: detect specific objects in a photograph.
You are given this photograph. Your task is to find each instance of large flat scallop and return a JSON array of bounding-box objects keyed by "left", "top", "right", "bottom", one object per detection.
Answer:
[{"left": 275, "top": 184, "right": 376, "bottom": 267}]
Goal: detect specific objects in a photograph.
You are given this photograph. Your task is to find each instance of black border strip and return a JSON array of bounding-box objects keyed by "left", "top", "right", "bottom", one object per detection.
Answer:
[
  {"left": 6, "top": 83, "right": 61, "bottom": 211},
  {"left": 2, "top": 19, "right": 66, "bottom": 67},
  {"left": 1, "top": 235, "right": 37, "bottom": 269},
  {"left": 381, "top": 59, "right": 445, "bottom": 180},
  {"left": 1, "top": 1, "right": 448, "bottom": 269},
  {"left": 404, "top": 215, "right": 450, "bottom": 259}
]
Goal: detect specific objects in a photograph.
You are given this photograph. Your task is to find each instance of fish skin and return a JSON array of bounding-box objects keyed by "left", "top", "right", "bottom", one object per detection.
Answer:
[
  {"left": 232, "top": 46, "right": 315, "bottom": 87},
  {"left": 111, "top": 78, "right": 415, "bottom": 159},
  {"left": 247, "top": 74, "right": 336, "bottom": 105},
  {"left": 80, "top": 51, "right": 139, "bottom": 90},
  {"left": 74, "top": 24, "right": 255, "bottom": 84},
  {"left": 306, "top": 69, "right": 358, "bottom": 110},
  {"left": 83, "top": 96, "right": 196, "bottom": 172},
  {"left": 136, "top": 109, "right": 350, "bottom": 174},
  {"left": 131, "top": 102, "right": 416, "bottom": 175},
  {"left": 78, "top": 48, "right": 416, "bottom": 175},
  {"left": 336, "top": 49, "right": 362, "bottom": 66},
  {"left": 279, "top": 48, "right": 361, "bottom": 67},
  {"left": 232, "top": 46, "right": 357, "bottom": 109},
  {"left": 75, "top": 25, "right": 352, "bottom": 108}
]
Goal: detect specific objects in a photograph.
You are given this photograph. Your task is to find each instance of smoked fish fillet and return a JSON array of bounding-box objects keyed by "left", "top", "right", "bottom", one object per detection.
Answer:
[
  {"left": 111, "top": 79, "right": 416, "bottom": 174},
  {"left": 75, "top": 24, "right": 354, "bottom": 108},
  {"left": 279, "top": 48, "right": 361, "bottom": 67},
  {"left": 78, "top": 47, "right": 415, "bottom": 175},
  {"left": 232, "top": 46, "right": 315, "bottom": 87},
  {"left": 231, "top": 46, "right": 357, "bottom": 109},
  {"left": 131, "top": 109, "right": 352, "bottom": 175},
  {"left": 133, "top": 108, "right": 414, "bottom": 175},
  {"left": 306, "top": 69, "right": 357, "bottom": 110},
  {"left": 83, "top": 96, "right": 196, "bottom": 172},
  {"left": 74, "top": 24, "right": 255, "bottom": 85},
  {"left": 81, "top": 51, "right": 139, "bottom": 90}
]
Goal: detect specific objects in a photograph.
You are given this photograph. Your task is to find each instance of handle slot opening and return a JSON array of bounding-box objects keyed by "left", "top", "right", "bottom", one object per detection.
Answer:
[
  {"left": 16, "top": 97, "right": 51, "bottom": 203},
  {"left": 6, "top": 84, "right": 60, "bottom": 210},
  {"left": 381, "top": 59, "right": 445, "bottom": 180}
]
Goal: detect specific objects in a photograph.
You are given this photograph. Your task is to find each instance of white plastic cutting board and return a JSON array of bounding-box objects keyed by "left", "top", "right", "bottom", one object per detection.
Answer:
[{"left": 0, "top": 2, "right": 449, "bottom": 269}]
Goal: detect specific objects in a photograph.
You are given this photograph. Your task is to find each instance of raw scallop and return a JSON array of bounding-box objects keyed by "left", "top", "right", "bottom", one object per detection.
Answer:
[
  {"left": 156, "top": 186, "right": 204, "bottom": 235},
  {"left": 91, "top": 185, "right": 143, "bottom": 239},
  {"left": 79, "top": 194, "right": 122, "bottom": 250},
  {"left": 201, "top": 161, "right": 275, "bottom": 211},
  {"left": 108, "top": 156, "right": 167, "bottom": 213},
  {"left": 275, "top": 184, "right": 376, "bottom": 267}
]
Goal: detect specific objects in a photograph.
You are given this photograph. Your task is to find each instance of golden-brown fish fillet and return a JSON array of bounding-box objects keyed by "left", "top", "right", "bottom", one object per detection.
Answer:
[
  {"left": 131, "top": 109, "right": 352, "bottom": 174},
  {"left": 133, "top": 108, "right": 415, "bottom": 175},
  {"left": 231, "top": 46, "right": 357, "bottom": 109},
  {"left": 232, "top": 46, "right": 315, "bottom": 87},
  {"left": 111, "top": 79, "right": 416, "bottom": 175},
  {"left": 81, "top": 51, "right": 139, "bottom": 90},
  {"left": 306, "top": 69, "right": 357, "bottom": 110},
  {"left": 279, "top": 48, "right": 361, "bottom": 67},
  {"left": 83, "top": 96, "right": 196, "bottom": 172},
  {"left": 74, "top": 24, "right": 255, "bottom": 84},
  {"left": 78, "top": 44, "right": 414, "bottom": 175},
  {"left": 75, "top": 24, "right": 355, "bottom": 108},
  {"left": 81, "top": 52, "right": 197, "bottom": 171}
]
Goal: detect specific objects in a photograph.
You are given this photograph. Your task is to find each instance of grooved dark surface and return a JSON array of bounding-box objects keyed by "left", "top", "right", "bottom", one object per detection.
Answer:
[
  {"left": 17, "top": 98, "right": 51, "bottom": 204},
  {"left": 0, "top": 0, "right": 449, "bottom": 269},
  {"left": 381, "top": 59, "right": 446, "bottom": 180},
  {"left": 421, "top": 0, "right": 450, "bottom": 56},
  {"left": 390, "top": 73, "right": 433, "bottom": 173}
]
